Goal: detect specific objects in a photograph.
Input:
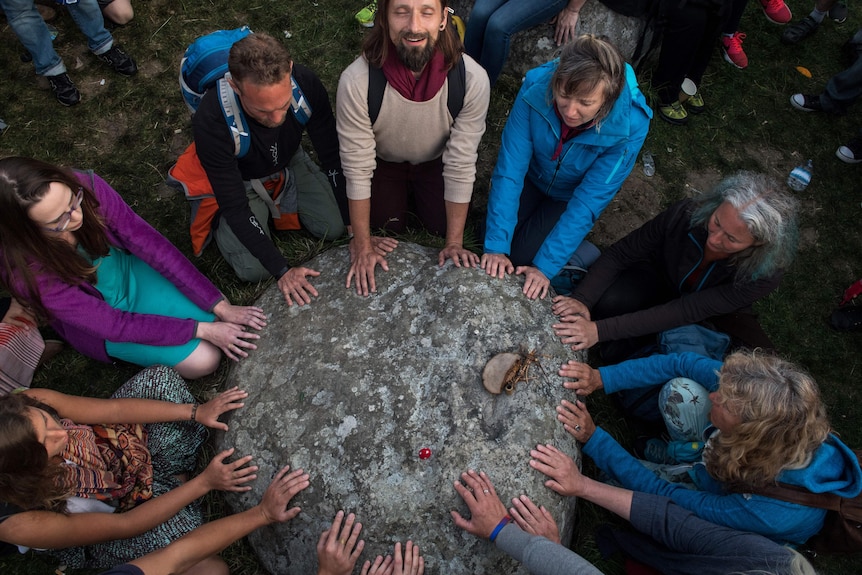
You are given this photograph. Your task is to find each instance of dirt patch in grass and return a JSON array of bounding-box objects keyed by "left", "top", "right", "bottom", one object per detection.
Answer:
[{"left": 588, "top": 165, "right": 723, "bottom": 247}]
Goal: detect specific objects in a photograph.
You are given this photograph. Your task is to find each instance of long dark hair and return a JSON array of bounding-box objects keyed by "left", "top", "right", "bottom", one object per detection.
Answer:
[
  {"left": 362, "top": 0, "right": 463, "bottom": 70},
  {"left": 0, "top": 394, "right": 70, "bottom": 512},
  {"left": 0, "top": 157, "right": 109, "bottom": 320}
]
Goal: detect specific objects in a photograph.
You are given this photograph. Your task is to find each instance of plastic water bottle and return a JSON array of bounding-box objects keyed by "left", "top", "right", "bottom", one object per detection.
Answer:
[
  {"left": 642, "top": 151, "right": 655, "bottom": 177},
  {"left": 787, "top": 159, "right": 813, "bottom": 191}
]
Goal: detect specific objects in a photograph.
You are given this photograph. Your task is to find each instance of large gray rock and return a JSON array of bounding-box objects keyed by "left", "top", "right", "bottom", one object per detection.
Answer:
[
  {"left": 451, "top": 0, "right": 650, "bottom": 78},
  {"left": 219, "top": 242, "right": 585, "bottom": 574}
]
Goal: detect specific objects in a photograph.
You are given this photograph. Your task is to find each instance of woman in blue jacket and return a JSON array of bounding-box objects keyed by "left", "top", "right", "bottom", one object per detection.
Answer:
[
  {"left": 545, "top": 351, "right": 862, "bottom": 544},
  {"left": 480, "top": 34, "right": 651, "bottom": 300}
]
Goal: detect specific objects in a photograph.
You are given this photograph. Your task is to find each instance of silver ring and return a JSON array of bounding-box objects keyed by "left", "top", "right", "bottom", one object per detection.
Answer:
[
  {"left": 574, "top": 424, "right": 582, "bottom": 431},
  {"left": 483, "top": 489, "right": 490, "bottom": 494}
]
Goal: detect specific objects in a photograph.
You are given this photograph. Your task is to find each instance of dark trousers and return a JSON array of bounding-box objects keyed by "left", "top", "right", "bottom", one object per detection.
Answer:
[
  {"left": 370, "top": 156, "right": 447, "bottom": 235},
  {"left": 508, "top": 178, "right": 569, "bottom": 267},
  {"left": 653, "top": 0, "right": 725, "bottom": 105}
]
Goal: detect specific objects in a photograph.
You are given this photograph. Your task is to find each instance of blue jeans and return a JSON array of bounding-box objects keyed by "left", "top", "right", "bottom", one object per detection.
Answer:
[
  {"left": 821, "top": 27, "right": 862, "bottom": 113},
  {"left": 0, "top": 0, "right": 113, "bottom": 76},
  {"left": 464, "top": 0, "right": 567, "bottom": 85}
]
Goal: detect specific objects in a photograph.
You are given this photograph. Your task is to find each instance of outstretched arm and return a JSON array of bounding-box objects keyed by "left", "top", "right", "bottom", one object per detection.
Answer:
[
  {"left": 128, "top": 466, "right": 309, "bottom": 575},
  {"left": 24, "top": 386, "right": 248, "bottom": 430},
  {"left": 0, "top": 449, "right": 257, "bottom": 549}
]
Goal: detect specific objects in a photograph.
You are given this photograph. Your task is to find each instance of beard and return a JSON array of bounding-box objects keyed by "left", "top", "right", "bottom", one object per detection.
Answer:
[{"left": 395, "top": 32, "right": 436, "bottom": 73}]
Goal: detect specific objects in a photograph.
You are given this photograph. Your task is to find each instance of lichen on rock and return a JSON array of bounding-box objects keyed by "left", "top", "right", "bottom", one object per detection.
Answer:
[{"left": 219, "top": 242, "right": 585, "bottom": 574}]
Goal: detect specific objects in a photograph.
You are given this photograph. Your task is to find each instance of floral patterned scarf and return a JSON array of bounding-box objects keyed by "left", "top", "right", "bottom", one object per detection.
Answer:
[{"left": 58, "top": 418, "right": 153, "bottom": 511}]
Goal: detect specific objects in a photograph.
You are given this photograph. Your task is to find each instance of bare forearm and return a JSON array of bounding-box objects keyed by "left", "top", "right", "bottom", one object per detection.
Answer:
[
  {"left": 0, "top": 476, "right": 212, "bottom": 549},
  {"left": 444, "top": 200, "right": 470, "bottom": 246},
  {"left": 23, "top": 389, "right": 195, "bottom": 425},
  {"left": 578, "top": 476, "right": 633, "bottom": 521},
  {"left": 130, "top": 506, "right": 269, "bottom": 575},
  {"left": 349, "top": 198, "right": 373, "bottom": 247},
  {"left": 565, "top": 0, "right": 587, "bottom": 12}
]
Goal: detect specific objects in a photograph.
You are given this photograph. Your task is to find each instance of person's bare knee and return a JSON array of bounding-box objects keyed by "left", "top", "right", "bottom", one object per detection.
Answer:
[
  {"left": 174, "top": 341, "right": 222, "bottom": 379},
  {"left": 102, "top": 0, "right": 134, "bottom": 25}
]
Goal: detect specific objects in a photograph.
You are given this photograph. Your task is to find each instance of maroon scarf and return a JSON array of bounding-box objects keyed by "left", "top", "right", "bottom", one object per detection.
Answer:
[{"left": 381, "top": 41, "right": 449, "bottom": 102}]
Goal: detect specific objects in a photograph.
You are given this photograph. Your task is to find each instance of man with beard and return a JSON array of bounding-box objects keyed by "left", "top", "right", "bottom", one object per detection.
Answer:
[
  {"left": 336, "top": 0, "right": 491, "bottom": 296},
  {"left": 191, "top": 33, "right": 349, "bottom": 306}
]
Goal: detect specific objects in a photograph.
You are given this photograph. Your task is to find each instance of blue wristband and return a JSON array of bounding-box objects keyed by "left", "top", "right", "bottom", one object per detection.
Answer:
[{"left": 489, "top": 515, "right": 511, "bottom": 542}]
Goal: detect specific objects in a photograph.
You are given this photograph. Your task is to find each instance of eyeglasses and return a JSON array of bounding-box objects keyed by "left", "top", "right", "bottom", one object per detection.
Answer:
[{"left": 43, "top": 188, "right": 84, "bottom": 232}]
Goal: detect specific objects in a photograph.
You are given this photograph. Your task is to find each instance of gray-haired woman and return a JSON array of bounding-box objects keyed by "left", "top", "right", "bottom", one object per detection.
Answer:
[{"left": 552, "top": 171, "right": 799, "bottom": 362}]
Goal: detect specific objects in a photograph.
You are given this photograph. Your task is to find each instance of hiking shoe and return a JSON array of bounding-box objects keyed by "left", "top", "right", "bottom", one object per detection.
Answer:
[
  {"left": 828, "top": 2, "right": 848, "bottom": 23},
  {"left": 47, "top": 72, "right": 81, "bottom": 106},
  {"left": 685, "top": 91, "right": 705, "bottom": 114},
  {"left": 836, "top": 137, "right": 862, "bottom": 164},
  {"left": 759, "top": 0, "right": 792, "bottom": 23},
  {"left": 658, "top": 101, "right": 688, "bottom": 125},
  {"left": 781, "top": 15, "right": 819, "bottom": 44},
  {"left": 721, "top": 32, "right": 748, "bottom": 69},
  {"left": 355, "top": 1, "right": 376, "bottom": 27},
  {"left": 97, "top": 44, "right": 137, "bottom": 76},
  {"left": 790, "top": 93, "right": 822, "bottom": 112}
]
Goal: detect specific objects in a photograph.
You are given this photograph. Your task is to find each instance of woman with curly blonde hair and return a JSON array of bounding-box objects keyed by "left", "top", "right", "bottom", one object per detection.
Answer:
[
  {"left": 703, "top": 352, "right": 831, "bottom": 490},
  {"left": 539, "top": 350, "right": 862, "bottom": 545}
]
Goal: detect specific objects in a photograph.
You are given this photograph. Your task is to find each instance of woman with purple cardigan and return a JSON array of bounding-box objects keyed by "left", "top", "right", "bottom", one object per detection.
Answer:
[{"left": 0, "top": 157, "right": 266, "bottom": 378}]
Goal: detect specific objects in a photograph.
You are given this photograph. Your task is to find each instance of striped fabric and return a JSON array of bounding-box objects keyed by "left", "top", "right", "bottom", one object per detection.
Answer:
[{"left": 0, "top": 323, "right": 45, "bottom": 395}]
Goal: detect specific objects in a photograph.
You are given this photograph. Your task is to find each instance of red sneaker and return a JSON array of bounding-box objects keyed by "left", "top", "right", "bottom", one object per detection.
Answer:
[
  {"left": 760, "top": 0, "right": 792, "bottom": 24},
  {"left": 721, "top": 32, "right": 748, "bottom": 69}
]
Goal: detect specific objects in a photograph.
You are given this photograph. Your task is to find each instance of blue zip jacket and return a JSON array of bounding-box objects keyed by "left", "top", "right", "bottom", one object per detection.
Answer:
[{"left": 484, "top": 61, "right": 651, "bottom": 279}]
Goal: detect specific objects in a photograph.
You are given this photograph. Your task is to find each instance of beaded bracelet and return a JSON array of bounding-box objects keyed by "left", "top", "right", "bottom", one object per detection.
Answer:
[
  {"left": 190, "top": 403, "right": 199, "bottom": 422},
  {"left": 489, "top": 515, "right": 512, "bottom": 542}
]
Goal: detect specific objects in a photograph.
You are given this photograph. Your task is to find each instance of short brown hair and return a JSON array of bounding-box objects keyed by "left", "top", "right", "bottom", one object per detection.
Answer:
[
  {"left": 228, "top": 32, "right": 293, "bottom": 86},
  {"left": 551, "top": 34, "right": 626, "bottom": 126}
]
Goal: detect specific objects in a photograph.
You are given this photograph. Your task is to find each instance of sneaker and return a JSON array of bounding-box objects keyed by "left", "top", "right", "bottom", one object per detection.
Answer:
[
  {"left": 355, "top": 1, "right": 376, "bottom": 27},
  {"left": 685, "top": 91, "right": 705, "bottom": 114},
  {"left": 836, "top": 137, "right": 862, "bottom": 164},
  {"left": 828, "top": 2, "right": 848, "bottom": 23},
  {"left": 658, "top": 101, "right": 688, "bottom": 125},
  {"left": 781, "top": 15, "right": 819, "bottom": 44},
  {"left": 721, "top": 32, "right": 748, "bottom": 69},
  {"left": 97, "top": 44, "right": 137, "bottom": 76},
  {"left": 790, "top": 93, "right": 822, "bottom": 112},
  {"left": 47, "top": 72, "right": 81, "bottom": 106},
  {"left": 759, "top": 0, "right": 792, "bottom": 23}
]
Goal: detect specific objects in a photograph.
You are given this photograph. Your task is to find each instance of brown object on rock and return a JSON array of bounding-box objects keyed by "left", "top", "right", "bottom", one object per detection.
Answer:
[{"left": 482, "top": 352, "right": 521, "bottom": 395}]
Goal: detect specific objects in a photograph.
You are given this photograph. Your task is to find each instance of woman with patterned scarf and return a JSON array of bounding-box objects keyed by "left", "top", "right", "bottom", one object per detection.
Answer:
[{"left": 0, "top": 365, "right": 256, "bottom": 574}]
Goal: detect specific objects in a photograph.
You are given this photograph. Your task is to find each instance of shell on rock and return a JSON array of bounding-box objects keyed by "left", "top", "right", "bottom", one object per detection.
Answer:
[{"left": 482, "top": 352, "right": 521, "bottom": 395}]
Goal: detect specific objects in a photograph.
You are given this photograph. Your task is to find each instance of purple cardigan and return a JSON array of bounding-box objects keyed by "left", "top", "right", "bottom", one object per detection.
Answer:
[{"left": 5, "top": 171, "right": 223, "bottom": 363}]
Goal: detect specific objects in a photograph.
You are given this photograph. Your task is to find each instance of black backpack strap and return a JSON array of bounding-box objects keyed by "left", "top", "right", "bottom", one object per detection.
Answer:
[
  {"left": 367, "top": 56, "right": 466, "bottom": 126},
  {"left": 446, "top": 57, "right": 466, "bottom": 121},
  {"left": 367, "top": 62, "right": 387, "bottom": 126}
]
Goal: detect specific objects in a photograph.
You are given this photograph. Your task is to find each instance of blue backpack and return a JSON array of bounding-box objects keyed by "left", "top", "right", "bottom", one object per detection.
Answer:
[{"left": 178, "top": 26, "right": 312, "bottom": 157}]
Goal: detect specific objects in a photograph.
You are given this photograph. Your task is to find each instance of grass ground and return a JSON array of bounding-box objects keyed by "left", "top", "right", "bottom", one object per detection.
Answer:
[{"left": 1, "top": 0, "right": 861, "bottom": 573}]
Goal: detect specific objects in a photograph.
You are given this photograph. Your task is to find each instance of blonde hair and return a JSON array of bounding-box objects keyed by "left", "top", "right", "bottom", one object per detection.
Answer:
[{"left": 703, "top": 351, "right": 831, "bottom": 489}]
